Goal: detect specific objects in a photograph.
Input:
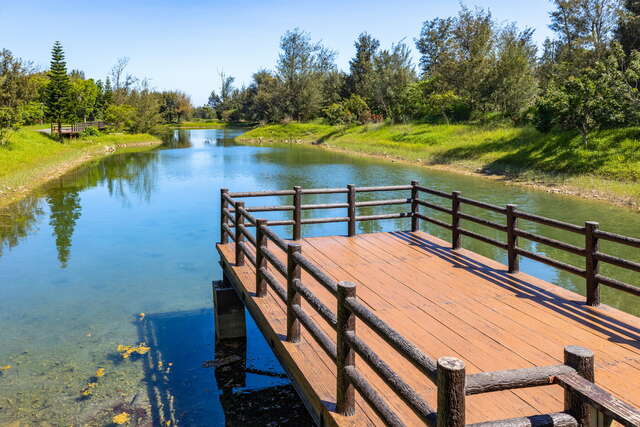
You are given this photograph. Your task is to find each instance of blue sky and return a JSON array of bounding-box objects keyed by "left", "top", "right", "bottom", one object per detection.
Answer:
[{"left": 2, "top": 1, "right": 555, "bottom": 105}]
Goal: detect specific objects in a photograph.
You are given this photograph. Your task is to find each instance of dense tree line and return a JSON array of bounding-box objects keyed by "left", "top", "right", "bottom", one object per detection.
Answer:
[
  {"left": 205, "top": 1, "right": 640, "bottom": 143},
  {"left": 0, "top": 42, "right": 195, "bottom": 144}
]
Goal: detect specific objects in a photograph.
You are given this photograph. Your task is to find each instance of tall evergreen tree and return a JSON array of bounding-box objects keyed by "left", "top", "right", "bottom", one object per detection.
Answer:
[
  {"left": 346, "top": 33, "right": 380, "bottom": 103},
  {"left": 44, "top": 41, "right": 73, "bottom": 138},
  {"left": 617, "top": 0, "right": 640, "bottom": 55}
]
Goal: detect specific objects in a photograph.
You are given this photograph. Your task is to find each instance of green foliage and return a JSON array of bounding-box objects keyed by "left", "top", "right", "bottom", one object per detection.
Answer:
[
  {"left": 16, "top": 101, "right": 45, "bottom": 125},
  {"left": 44, "top": 41, "right": 74, "bottom": 132},
  {"left": 0, "top": 107, "right": 19, "bottom": 146},
  {"left": 70, "top": 77, "right": 99, "bottom": 122},
  {"left": 617, "top": 0, "right": 640, "bottom": 55},
  {"left": 80, "top": 126, "right": 100, "bottom": 137},
  {"left": 105, "top": 104, "right": 135, "bottom": 131}
]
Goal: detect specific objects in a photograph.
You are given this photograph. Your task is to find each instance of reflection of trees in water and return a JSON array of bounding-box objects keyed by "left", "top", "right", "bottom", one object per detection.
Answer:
[
  {"left": 0, "top": 196, "right": 44, "bottom": 257},
  {"left": 160, "top": 129, "right": 192, "bottom": 148},
  {"left": 1, "top": 150, "right": 161, "bottom": 266},
  {"left": 46, "top": 188, "right": 81, "bottom": 268}
]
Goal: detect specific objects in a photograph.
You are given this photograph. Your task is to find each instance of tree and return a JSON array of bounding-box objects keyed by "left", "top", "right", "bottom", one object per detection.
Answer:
[
  {"left": 489, "top": 25, "right": 539, "bottom": 121},
  {"left": 616, "top": 0, "right": 640, "bottom": 55},
  {"left": 276, "top": 28, "right": 337, "bottom": 121},
  {"left": 346, "top": 33, "right": 380, "bottom": 103},
  {"left": 416, "top": 7, "right": 495, "bottom": 113},
  {"left": 372, "top": 41, "right": 416, "bottom": 121},
  {"left": 70, "top": 77, "right": 99, "bottom": 122},
  {"left": 44, "top": 41, "right": 73, "bottom": 137}
]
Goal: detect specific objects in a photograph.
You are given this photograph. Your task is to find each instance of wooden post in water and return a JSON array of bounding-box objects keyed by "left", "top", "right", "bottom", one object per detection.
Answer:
[
  {"left": 235, "top": 201, "right": 245, "bottom": 266},
  {"left": 564, "top": 346, "right": 594, "bottom": 425},
  {"left": 411, "top": 180, "right": 419, "bottom": 232},
  {"left": 506, "top": 204, "right": 519, "bottom": 273},
  {"left": 585, "top": 222, "right": 600, "bottom": 306},
  {"left": 437, "top": 357, "right": 466, "bottom": 427},
  {"left": 347, "top": 184, "right": 356, "bottom": 237},
  {"left": 337, "top": 281, "right": 356, "bottom": 416},
  {"left": 220, "top": 188, "right": 229, "bottom": 244},
  {"left": 293, "top": 186, "right": 302, "bottom": 241},
  {"left": 451, "top": 191, "right": 462, "bottom": 250},
  {"left": 255, "top": 219, "right": 268, "bottom": 297},
  {"left": 287, "top": 243, "right": 302, "bottom": 342}
]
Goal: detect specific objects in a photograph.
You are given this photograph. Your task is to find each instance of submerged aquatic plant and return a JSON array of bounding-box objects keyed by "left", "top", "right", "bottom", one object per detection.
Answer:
[
  {"left": 117, "top": 343, "right": 151, "bottom": 359},
  {"left": 112, "top": 412, "right": 131, "bottom": 424}
]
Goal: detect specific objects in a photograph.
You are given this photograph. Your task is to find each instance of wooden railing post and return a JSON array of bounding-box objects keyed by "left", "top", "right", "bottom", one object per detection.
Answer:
[
  {"left": 411, "top": 180, "right": 419, "bottom": 232},
  {"left": 437, "top": 357, "right": 466, "bottom": 427},
  {"left": 452, "top": 191, "right": 462, "bottom": 250},
  {"left": 585, "top": 222, "right": 600, "bottom": 306},
  {"left": 337, "top": 281, "right": 356, "bottom": 416},
  {"left": 347, "top": 184, "right": 356, "bottom": 237},
  {"left": 220, "top": 188, "right": 229, "bottom": 244},
  {"left": 507, "top": 204, "right": 519, "bottom": 273},
  {"left": 287, "top": 243, "right": 302, "bottom": 342},
  {"left": 234, "top": 201, "right": 245, "bottom": 266},
  {"left": 256, "top": 219, "right": 268, "bottom": 297},
  {"left": 293, "top": 186, "right": 302, "bottom": 240},
  {"left": 564, "top": 346, "right": 594, "bottom": 426}
]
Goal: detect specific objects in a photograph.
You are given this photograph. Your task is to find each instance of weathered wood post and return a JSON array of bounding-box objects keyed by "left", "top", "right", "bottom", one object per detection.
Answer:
[
  {"left": 234, "top": 201, "right": 245, "bottom": 266},
  {"left": 585, "top": 222, "right": 600, "bottom": 306},
  {"left": 347, "top": 184, "right": 356, "bottom": 237},
  {"left": 212, "top": 279, "right": 246, "bottom": 343},
  {"left": 293, "top": 186, "right": 302, "bottom": 241},
  {"left": 506, "top": 204, "right": 519, "bottom": 273},
  {"left": 220, "top": 188, "right": 229, "bottom": 244},
  {"left": 437, "top": 356, "right": 466, "bottom": 427},
  {"left": 452, "top": 191, "right": 462, "bottom": 250},
  {"left": 287, "top": 243, "right": 302, "bottom": 342},
  {"left": 255, "top": 219, "right": 268, "bottom": 297},
  {"left": 411, "top": 180, "right": 419, "bottom": 232},
  {"left": 337, "top": 281, "right": 356, "bottom": 416},
  {"left": 564, "top": 346, "right": 594, "bottom": 425}
]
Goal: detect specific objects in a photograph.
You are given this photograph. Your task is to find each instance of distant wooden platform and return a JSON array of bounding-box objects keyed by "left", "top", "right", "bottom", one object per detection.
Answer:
[{"left": 218, "top": 230, "right": 640, "bottom": 425}]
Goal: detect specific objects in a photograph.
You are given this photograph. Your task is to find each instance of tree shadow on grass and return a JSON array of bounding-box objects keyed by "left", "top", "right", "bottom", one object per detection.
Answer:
[{"left": 430, "top": 127, "right": 640, "bottom": 180}]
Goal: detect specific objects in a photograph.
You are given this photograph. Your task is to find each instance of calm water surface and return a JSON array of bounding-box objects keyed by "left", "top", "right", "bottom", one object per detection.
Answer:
[{"left": 1, "top": 129, "right": 639, "bottom": 425}]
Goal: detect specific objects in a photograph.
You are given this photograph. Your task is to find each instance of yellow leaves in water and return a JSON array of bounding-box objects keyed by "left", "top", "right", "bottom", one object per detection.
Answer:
[
  {"left": 138, "top": 313, "right": 145, "bottom": 320},
  {"left": 0, "top": 365, "right": 12, "bottom": 371},
  {"left": 117, "top": 344, "right": 151, "bottom": 359},
  {"left": 95, "top": 368, "right": 105, "bottom": 377},
  {"left": 112, "top": 412, "right": 131, "bottom": 424},
  {"left": 80, "top": 382, "right": 97, "bottom": 396}
]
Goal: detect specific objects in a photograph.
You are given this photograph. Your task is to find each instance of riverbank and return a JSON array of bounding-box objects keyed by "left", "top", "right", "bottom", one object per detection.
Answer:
[
  {"left": 0, "top": 126, "right": 162, "bottom": 209},
  {"left": 237, "top": 122, "right": 640, "bottom": 209}
]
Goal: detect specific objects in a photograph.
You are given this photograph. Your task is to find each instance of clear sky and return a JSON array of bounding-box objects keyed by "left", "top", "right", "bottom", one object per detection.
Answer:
[{"left": 1, "top": 1, "right": 555, "bottom": 105}]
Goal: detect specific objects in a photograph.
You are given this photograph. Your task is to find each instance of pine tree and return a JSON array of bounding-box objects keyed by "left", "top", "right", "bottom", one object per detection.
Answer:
[{"left": 44, "top": 41, "right": 72, "bottom": 138}]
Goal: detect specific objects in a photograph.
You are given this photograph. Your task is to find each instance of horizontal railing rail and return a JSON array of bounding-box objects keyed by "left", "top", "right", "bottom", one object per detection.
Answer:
[{"left": 219, "top": 183, "right": 640, "bottom": 426}]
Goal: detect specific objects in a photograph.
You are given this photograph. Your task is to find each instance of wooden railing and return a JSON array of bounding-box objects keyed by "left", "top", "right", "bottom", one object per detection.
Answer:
[
  {"left": 51, "top": 120, "right": 109, "bottom": 135},
  {"left": 219, "top": 184, "right": 640, "bottom": 426}
]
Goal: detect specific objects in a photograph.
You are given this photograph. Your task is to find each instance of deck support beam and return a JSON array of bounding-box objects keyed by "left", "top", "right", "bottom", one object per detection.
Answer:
[{"left": 212, "top": 279, "right": 246, "bottom": 343}]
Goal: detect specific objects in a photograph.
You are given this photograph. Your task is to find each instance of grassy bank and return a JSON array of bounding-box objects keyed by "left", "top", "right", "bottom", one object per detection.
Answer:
[
  {"left": 0, "top": 125, "right": 162, "bottom": 208},
  {"left": 237, "top": 122, "right": 640, "bottom": 208},
  {"left": 167, "top": 119, "right": 256, "bottom": 129}
]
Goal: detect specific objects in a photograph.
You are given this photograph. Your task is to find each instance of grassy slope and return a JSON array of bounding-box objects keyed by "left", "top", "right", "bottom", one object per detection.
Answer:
[
  {"left": 0, "top": 125, "right": 161, "bottom": 207},
  {"left": 238, "top": 122, "right": 640, "bottom": 206}
]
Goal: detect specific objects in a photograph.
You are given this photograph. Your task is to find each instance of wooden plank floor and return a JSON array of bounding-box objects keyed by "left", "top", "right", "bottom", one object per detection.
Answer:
[{"left": 217, "top": 230, "right": 640, "bottom": 426}]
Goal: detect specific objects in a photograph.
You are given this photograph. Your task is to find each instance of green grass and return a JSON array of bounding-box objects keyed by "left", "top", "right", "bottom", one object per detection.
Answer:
[
  {"left": 238, "top": 122, "right": 640, "bottom": 205},
  {"left": 0, "top": 126, "right": 161, "bottom": 207}
]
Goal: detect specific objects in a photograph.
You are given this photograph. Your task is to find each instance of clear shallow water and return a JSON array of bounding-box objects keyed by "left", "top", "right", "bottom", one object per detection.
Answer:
[{"left": 1, "top": 129, "right": 639, "bottom": 425}]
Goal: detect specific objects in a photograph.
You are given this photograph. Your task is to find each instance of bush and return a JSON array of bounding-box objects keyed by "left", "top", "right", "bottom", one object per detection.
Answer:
[
  {"left": 0, "top": 107, "right": 19, "bottom": 146},
  {"left": 105, "top": 104, "right": 135, "bottom": 131},
  {"left": 17, "top": 102, "right": 45, "bottom": 125},
  {"left": 323, "top": 95, "right": 372, "bottom": 125},
  {"left": 80, "top": 126, "right": 100, "bottom": 137}
]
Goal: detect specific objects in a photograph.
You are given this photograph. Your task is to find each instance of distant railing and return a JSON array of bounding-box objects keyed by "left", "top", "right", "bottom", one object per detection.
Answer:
[
  {"left": 220, "top": 183, "right": 640, "bottom": 426},
  {"left": 51, "top": 121, "right": 109, "bottom": 135}
]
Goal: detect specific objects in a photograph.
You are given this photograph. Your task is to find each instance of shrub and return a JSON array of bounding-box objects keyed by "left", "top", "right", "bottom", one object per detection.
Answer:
[{"left": 80, "top": 126, "right": 100, "bottom": 137}]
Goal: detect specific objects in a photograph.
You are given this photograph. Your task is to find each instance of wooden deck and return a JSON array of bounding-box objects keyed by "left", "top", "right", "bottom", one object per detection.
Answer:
[{"left": 217, "top": 230, "right": 640, "bottom": 426}]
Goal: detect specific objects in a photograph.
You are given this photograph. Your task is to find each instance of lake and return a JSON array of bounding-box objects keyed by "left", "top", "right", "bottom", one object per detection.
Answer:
[{"left": 1, "top": 128, "right": 638, "bottom": 425}]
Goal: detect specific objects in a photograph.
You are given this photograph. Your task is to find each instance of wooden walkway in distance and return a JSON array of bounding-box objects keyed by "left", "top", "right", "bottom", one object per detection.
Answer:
[{"left": 218, "top": 230, "right": 640, "bottom": 426}]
